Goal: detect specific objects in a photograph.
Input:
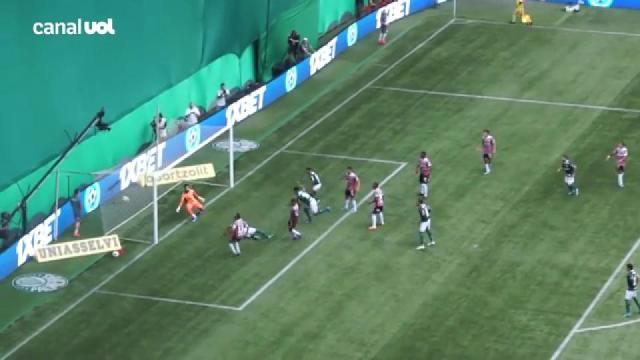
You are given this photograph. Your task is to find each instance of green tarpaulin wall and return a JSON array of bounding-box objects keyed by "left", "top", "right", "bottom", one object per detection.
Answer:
[{"left": 0, "top": 0, "right": 354, "bottom": 228}]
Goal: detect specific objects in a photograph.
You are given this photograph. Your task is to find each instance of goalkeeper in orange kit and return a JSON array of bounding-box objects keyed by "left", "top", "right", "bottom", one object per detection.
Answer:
[
  {"left": 176, "top": 184, "right": 205, "bottom": 222},
  {"left": 512, "top": 0, "right": 533, "bottom": 25}
]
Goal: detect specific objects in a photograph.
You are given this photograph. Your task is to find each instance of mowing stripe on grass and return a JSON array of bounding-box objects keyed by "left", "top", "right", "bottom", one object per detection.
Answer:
[
  {"left": 96, "top": 290, "right": 241, "bottom": 311},
  {"left": 370, "top": 86, "right": 640, "bottom": 115},
  {"left": 239, "top": 162, "right": 407, "bottom": 310},
  {"left": 283, "top": 149, "right": 405, "bottom": 165},
  {"left": 457, "top": 18, "right": 640, "bottom": 38},
  {"left": 2, "top": 18, "right": 455, "bottom": 360},
  {"left": 550, "top": 237, "right": 640, "bottom": 360}
]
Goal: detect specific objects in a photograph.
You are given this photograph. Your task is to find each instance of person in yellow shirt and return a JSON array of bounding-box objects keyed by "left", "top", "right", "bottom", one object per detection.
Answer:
[{"left": 511, "top": 0, "right": 532, "bottom": 25}]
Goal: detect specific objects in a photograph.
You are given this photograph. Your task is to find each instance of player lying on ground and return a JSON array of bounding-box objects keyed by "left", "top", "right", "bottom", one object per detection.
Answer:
[
  {"left": 479, "top": 129, "right": 496, "bottom": 175},
  {"left": 416, "top": 198, "right": 435, "bottom": 250},
  {"left": 306, "top": 167, "right": 322, "bottom": 199},
  {"left": 294, "top": 186, "right": 331, "bottom": 223},
  {"left": 563, "top": 0, "right": 583, "bottom": 12},
  {"left": 606, "top": 141, "right": 628, "bottom": 188},
  {"left": 176, "top": 184, "right": 205, "bottom": 222},
  {"left": 344, "top": 166, "right": 360, "bottom": 212},
  {"left": 228, "top": 213, "right": 273, "bottom": 256},
  {"left": 558, "top": 155, "right": 579, "bottom": 196},
  {"left": 288, "top": 199, "right": 302, "bottom": 240},
  {"left": 625, "top": 263, "right": 640, "bottom": 318},
  {"left": 511, "top": 0, "right": 533, "bottom": 25},
  {"left": 416, "top": 151, "right": 432, "bottom": 198},
  {"left": 368, "top": 182, "right": 385, "bottom": 231}
]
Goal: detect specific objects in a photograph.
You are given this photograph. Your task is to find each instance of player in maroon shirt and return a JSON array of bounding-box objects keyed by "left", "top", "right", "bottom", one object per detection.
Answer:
[
  {"left": 606, "top": 142, "right": 629, "bottom": 188},
  {"left": 288, "top": 198, "right": 302, "bottom": 240},
  {"left": 344, "top": 166, "right": 360, "bottom": 212},
  {"left": 479, "top": 129, "right": 496, "bottom": 175},
  {"left": 416, "top": 151, "right": 432, "bottom": 198}
]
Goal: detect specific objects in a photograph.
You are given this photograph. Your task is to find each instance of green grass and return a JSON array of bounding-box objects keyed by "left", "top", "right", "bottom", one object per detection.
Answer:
[{"left": 2, "top": 2, "right": 640, "bottom": 359}]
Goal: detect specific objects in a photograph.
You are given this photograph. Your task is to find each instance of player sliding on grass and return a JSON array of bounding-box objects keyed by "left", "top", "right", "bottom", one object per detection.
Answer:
[
  {"left": 479, "top": 129, "right": 496, "bottom": 175},
  {"left": 625, "top": 263, "right": 640, "bottom": 318},
  {"left": 306, "top": 167, "right": 322, "bottom": 198},
  {"left": 558, "top": 155, "right": 579, "bottom": 196},
  {"left": 228, "top": 213, "right": 273, "bottom": 256},
  {"left": 606, "top": 142, "right": 628, "bottom": 188},
  {"left": 294, "top": 186, "right": 331, "bottom": 223},
  {"left": 368, "top": 182, "right": 384, "bottom": 231},
  {"left": 176, "top": 184, "right": 204, "bottom": 222},
  {"left": 416, "top": 198, "right": 434, "bottom": 250},
  {"left": 416, "top": 151, "right": 432, "bottom": 198},
  {"left": 288, "top": 199, "right": 302, "bottom": 240},
  {"left": 344, "top": 166, "right": 360, "bottom": 212}
]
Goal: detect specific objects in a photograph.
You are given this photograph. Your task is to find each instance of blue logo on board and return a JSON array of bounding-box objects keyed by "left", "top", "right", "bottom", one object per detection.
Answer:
[
  {"left": 185, "top": 125, "right": 201, "bottom": 152},
  {"left": 83, "top": 183, "right": 101, "bottom": 214}
]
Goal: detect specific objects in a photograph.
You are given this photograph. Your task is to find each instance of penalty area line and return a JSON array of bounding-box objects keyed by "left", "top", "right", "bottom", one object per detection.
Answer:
[
  {"left": 282, "top": 149, "right": 405, "bottom": 165},
  {"left": 238, "top": 162, "right": 407, "bottom": 311},
  {"left": 576, "top": 318, "right": 640, "bottom": 334},
  {"left": 96, "top": 290, "right": 241, "bottom": 311},
  {"left": 550, "top": 237, "right": 640, "bottom": 360},
  {"left": 457, "top": 18, "right": 640, "bottom": 38}
]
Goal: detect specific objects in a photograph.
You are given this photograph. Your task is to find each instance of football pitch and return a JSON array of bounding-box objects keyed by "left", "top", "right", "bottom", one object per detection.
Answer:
[{"left": 3, "top": 2, "right": 640, "bottom": 359}]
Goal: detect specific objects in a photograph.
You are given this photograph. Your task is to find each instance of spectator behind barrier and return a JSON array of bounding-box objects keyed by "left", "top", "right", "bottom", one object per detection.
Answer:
[
  {"left": 300, "top": 38, "right": 315, "bottom": 57},
  {"left": 150, "top": 112, "right": 168, "bottom": 142},
  {"left": 287, "top": 30, "right": 301, "bottom": 58},
  {"left": 178, "top": 102, "right": 202, "bottom": 131},
  {"left": 209, "top": 83, "right": 230, "bottom": 112},
  {"left": 0, "top": 212, "right": 10, "bottom": 250}
]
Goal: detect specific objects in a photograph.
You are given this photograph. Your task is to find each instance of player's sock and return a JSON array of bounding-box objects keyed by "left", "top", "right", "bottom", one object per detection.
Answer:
[
  {"left": 229, "top": 243, "right": 237, "bottom": 255},
  {"left": 379, "top": 213, "right": 384, "bottom": 226},
  {"left": 191, "top": 214, "right": 197, "bottom": 222},
  {"left": 370, "top": 214, "right": 377, "bottom": 229},
  {"left": 420, "top": 183, "right": 428, "bottom": 197},
  {"left": 484, "top": 163, "right": 490, "bottom": 174},
  {"left": 625, "top": 300, "right": 631, "bottom": 315},
  {"left": 292, "top": 229, "right": 302, "bottom": 238},
  {"left": 234, "top": 242, "right": 241, "bottom": 254},
  {"left": 618, "top": 173, "right": 624, "bottom": 187},
  {"left": 303, "top": 208, "right": 312, "bottom": 222},
  {"left": 425, "top": 229, "right": 433, "bottom": 243},
  {"left": 351, "top": 199, "right": 357, "bottom": 212},
  {"left": 418, "top": 232, "right": 424, "bottom": 245},
  {"left": 633, "top": 297, "right": 640, "bottom": 311},
  {"left": 344, "top": 200, "right": 350, "bottom": 211}
]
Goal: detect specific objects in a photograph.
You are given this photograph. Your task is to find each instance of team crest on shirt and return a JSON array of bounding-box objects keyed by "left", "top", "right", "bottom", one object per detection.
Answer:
[
  {"left": 285, "top": 67, "right": 297, "bottom": 93},
  {"left": 212, "top": 139, "right": 260, "bottom": 153},
  {"left": 12, "top": 273, "right": 68, "bottom": 293},
  {"left": 185, "top": 125, "right": 201, "bottom": 152},
  {"left": 83, "top": 183, "right": 101, "bottom": 213},
  {"left": 587, "top": 0, "right": 614, "bottom": 7},
  {"left": 347, "top": 23, "right": 358, "bottom": 47}
]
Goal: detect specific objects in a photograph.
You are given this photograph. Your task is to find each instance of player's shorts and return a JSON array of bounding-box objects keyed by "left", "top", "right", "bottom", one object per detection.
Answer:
[
  {"left": 564, "top": 175, "right": 575, "bottom": 186},
  {"left": 288, "top": 217, "right": 298, "bottom": 231},
  {"left": 372, "top": 206, "right": 384, "bottom": 214},
  {"left": 419, "top": 174, "right": 430, "bottom": 184},
  {"left": 626, "top": 289, "right": 637, "bottom": 301},
  {"left": 419, "top": 220, "right": 431, "bottom": 233},
  {"left": 381, "top": 24, "right": 388, "bottom": 34},
  {"left": 345, "top": 189, "right": 355, "bottom": 199},
  {"left": 312, "top": 183, "right": 322, "bottom": 192},
  {"left": 309, "top": 198, "right": 319, "bottom": 214},
  {"left": 617, "top": 162, "right": 625, "bottom": 172},
  {"left": 483, "top": 153, "right": 492, "bottom": 162}
]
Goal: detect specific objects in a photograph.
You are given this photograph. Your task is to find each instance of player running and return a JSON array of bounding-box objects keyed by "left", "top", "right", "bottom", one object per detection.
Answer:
[
  {"left": 176, "top": 184, "right": 205, "bottom": 222},
  {"left": 368, "top": 182, "right": 385, "bottom": 231},
  {"left": 606, "top": 142, "right": 629, "bottom": 188},
  {"left": 228, "top": 213, "right": 272, "bottom": 256},
  {"left": 294, "top": 186, "right": 330, "bottom": 223},
  {"left": 306, "top": 167, "right": 322, "bottom": 198},
  {"left": 344, "top": 166, "right": 360, "bottom": 212},
  {"left": 558, "top": 155, "right": 579, "bottom": 196},
  {"left": 416, "top": 151, "right": 432, "bottom": 198},
  {"left": 480, "top": 129, "right": 496, "bottom": 175},
  {"left": 378, "top": 8, "right": 389, "bottom": 45},
  {"left": 288, "top": 199, "right": 302, "bottom": 240},
  {"left": 624, "top": 263, "right": 640, "bottom": 318},
  {"left": 416, "top": 198, "right": 434, "bottom": 250}
]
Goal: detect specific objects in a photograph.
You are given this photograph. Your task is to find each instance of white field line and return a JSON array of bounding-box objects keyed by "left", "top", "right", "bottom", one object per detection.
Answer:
[
  {"left": 458, "top": 18, "right": 640, "bottom": 38},
  {"left": 2, "top": 19, "right": 455, "bottom": 359},
  {"left": 96, "top": 290, "right": 241, "bottom": 311},
  {"left": 370, "top": 86, "right": 640, "bottom": 115},
  {"left": 283, "top": 149, "right": 405, "bottom": 165},
  {"left": 550, "top": 237, "right": 640, "bottom": 360},
  {"left": 576, "top": 318, "right": 640, "bottom": 334},
  {"left": 239, "top": 162, "right": 407, "bottom": 310}
]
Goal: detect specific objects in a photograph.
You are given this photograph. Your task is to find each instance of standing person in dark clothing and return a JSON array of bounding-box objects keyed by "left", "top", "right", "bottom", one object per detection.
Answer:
[{"left": 71, "top": 189, "right": 82, "bottom": 237}]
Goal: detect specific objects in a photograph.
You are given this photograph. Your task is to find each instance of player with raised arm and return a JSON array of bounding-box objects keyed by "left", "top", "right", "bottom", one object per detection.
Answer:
[
  {"left": 294, "top": 186, "right": 330, "bottom": 223},
  {"left": 624, "top": 263, "right": 640, "bottom": 318},
  {"left": 368, "top": 182, "right": 385, "bottom": 231},
  {"left": 344, "top": 166, "right": 360, "bottom": 212},
  {"left": 306, "top": 167, "right": 322, "bottom": 198},
  {"left": 606, "top": 142, "right": 628, "bottom": 188},
  {"left": 176, "top": 184, "right": 205, "bottom": 222},
  {"left": 228, "top": 213, "right": 272, "bottom": 256},
  {"left": 416, "top": 151, "right": 432, "bottom": 198},
  {"left": 288, "top": 199, "right": 302, "bottom": 240},
  {"left": 558, "top": 155, "right": 579, "bottom": 196},
  {"left": 480, "top": 129, "right": 496, "bottom": 175},
  {"left": 416, "top": 198, "right": 434, "bottom": 250}
]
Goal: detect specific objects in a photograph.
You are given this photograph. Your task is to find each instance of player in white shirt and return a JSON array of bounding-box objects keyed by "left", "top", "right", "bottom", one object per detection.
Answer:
[
  {"left": 228, "top": 213, "right": 272, "bottom": 256},
  {"left": 294, "top": 186, "right": 330, "bottom": 223},
  {"left": 368, "top": 182, "right": 384, "bottom": 231},
  {"left": 606, "top": 142, "right": 629, "bottom": 188}
]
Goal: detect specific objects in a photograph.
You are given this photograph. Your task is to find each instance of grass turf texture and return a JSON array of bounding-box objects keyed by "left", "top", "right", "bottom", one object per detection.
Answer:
[{"left": 2, "top": 2, "right": 640, "bottom": 359}]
